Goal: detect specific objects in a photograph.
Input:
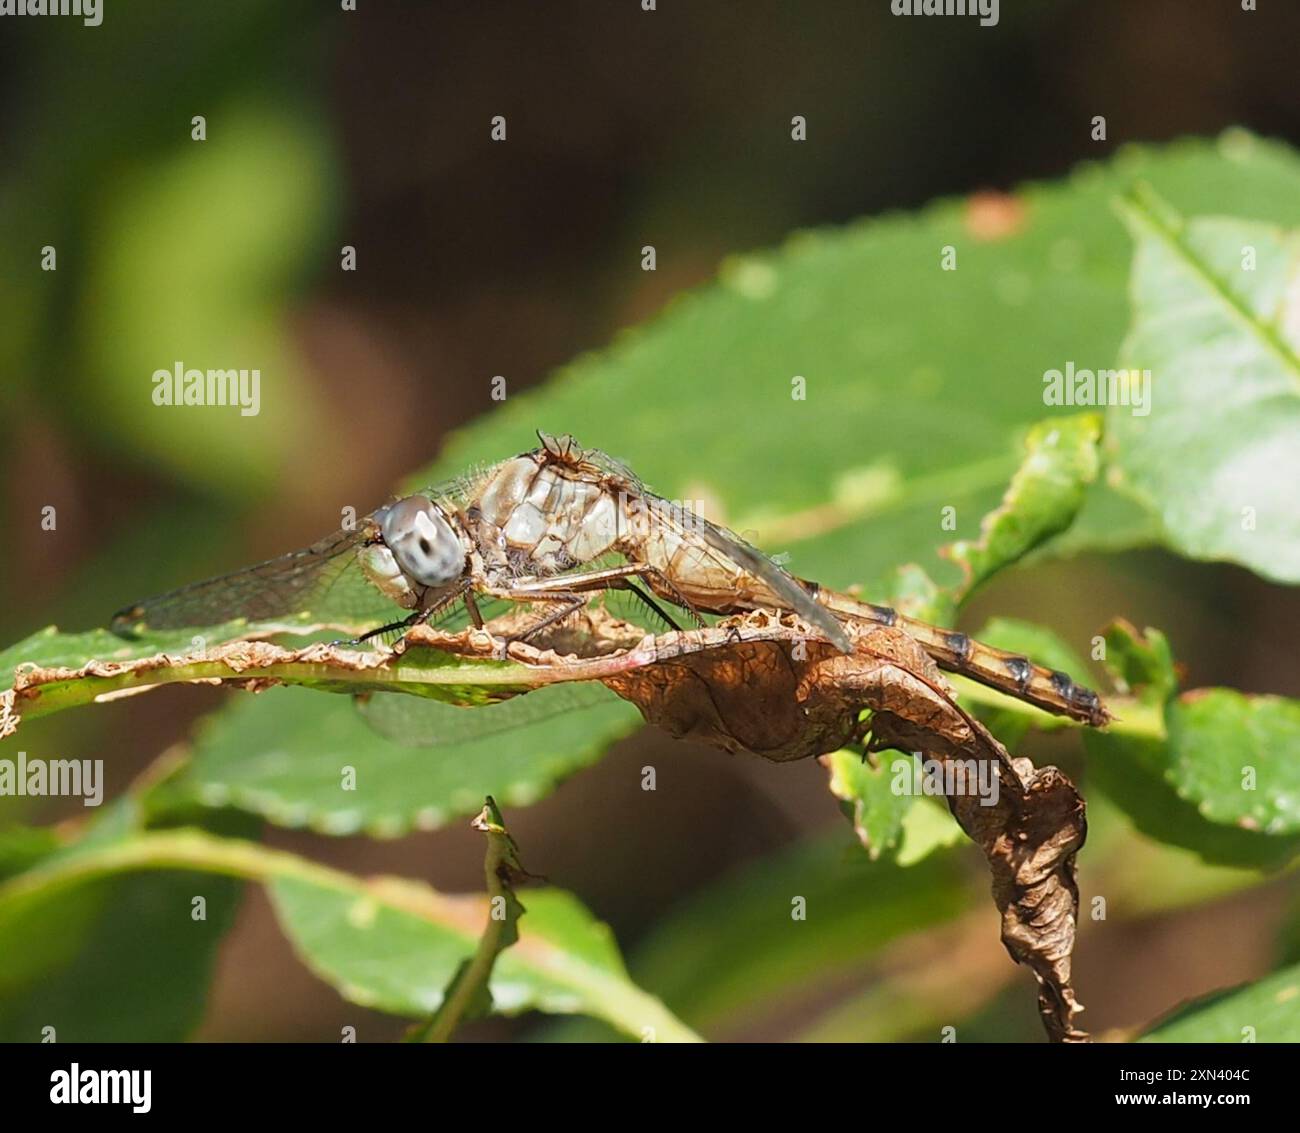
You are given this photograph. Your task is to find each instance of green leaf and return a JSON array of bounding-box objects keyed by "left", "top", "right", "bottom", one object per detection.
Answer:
[
  {"left": 159, "top": 685, "right": 642, "bottom": 837},
  {"left": 822, "top": 748, "right": 962, "bottom": 865},
  {"left": 1166, "top": 690, "right": 1300, "bottom": 836},
  {"left": 270, "top": 876, "right": 697, "bottom": 1043},
  {"left": 1140, "top": 962, "right": 1300, "bottom": 1042},
  {"left": 0, "top": 826, "right": 697, "bottom": 1043},
  {"left": 0, "top": 825, "right": 61, "bottom": 882},
  {"left": 1112, "top": 189, "right": 1300, "bottom": 583},
  {"left": 1102, "top": 620, "right": 1178, "bottom": 703},
  {"left": 1084, "top": 728, "right": 1296, "bottom": 869},
  {"left": 945, "top": 414, "right": 1102, "bottom": 600},
  {"left": 2, "top": 629, "right": 570, "bottom": 726},
  {"left": 823, "top": 749, "right": 917, "bottom": 860},
  {"left": 895, "top": 798, "right": 966, "bottom": 867},
  {"left": 0, "top": 807, "right": 248, "bottom": 1042},
  {"left": 0, "top": 626, "right": 161, "bottom": 686},
  {"left": 1084, "top": 622, "right": 1300, "bottom": 867},
  {"left": 619, "top": 832, "right": 974, "bottom": 1033},
  {"left": 411, "top": 134, "right": 1300, "bottom": 598}
]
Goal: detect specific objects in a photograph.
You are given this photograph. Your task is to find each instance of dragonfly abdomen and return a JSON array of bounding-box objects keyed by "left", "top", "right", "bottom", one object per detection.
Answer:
[{"left": 816, "top": 591, "right": 1110, "bottom": 727}]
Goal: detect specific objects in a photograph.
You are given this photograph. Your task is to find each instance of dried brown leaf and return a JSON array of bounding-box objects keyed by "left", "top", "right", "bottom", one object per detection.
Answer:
[{"left": 588, "top": 609, "right": 1090, "bottom": 1041}]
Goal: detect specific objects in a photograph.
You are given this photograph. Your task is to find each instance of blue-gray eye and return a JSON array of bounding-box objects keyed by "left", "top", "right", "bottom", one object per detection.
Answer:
[{"left": 380, "top": 496, "right": 463, "bottom": 588}]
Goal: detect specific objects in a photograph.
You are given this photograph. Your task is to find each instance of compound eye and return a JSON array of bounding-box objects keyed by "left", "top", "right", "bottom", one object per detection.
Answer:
[{"left": 381, "top": 496, "right": 463, "bottom": 588}]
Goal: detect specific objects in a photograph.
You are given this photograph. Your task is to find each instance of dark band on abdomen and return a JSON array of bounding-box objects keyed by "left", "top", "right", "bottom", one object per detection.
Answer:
[
  {"left": 1049, "top": 670, "right": 1074, "bottom": 696},
  {"left": 945, "top": 631, "right": 971, "bottom": 664},
  {"left": 867, "top": 604, "right": 897, "bottom": 627},
  {"left": 1003, "top": 656, "right": 1032, "bottom": 693}
]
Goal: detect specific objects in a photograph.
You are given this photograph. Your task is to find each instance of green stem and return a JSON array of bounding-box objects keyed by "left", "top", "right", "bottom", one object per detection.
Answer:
[{"left": 419, "top": 801, "right": 522, "bottom": 1043}]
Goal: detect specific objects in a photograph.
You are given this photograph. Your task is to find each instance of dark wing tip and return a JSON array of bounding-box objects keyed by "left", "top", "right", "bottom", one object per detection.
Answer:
[{"left": 110, "top": 605, "right": 146, "bottom": 639}]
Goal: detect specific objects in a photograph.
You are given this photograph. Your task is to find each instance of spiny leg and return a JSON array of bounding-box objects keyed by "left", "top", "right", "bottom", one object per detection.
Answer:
[
  {"left": 356, "top": 584, "right": 471, "bottom": 645},
  {"left": 479, "top": 565, "right": 694, "bottom": 644},
  {"left": 485, "top": 590, "right": 589, "bottom": 645},
  {"left": 618, "top": 580, "right": 684, "bottom": 632},
  {"left": 357, "top": 610, "right": 424, "bottom": 644},
  {"left": 327, "top": 609, "right": 424, "bottom": 647},
  {"left": 490, "top": 562, "right": 707, "bottom": 629}
]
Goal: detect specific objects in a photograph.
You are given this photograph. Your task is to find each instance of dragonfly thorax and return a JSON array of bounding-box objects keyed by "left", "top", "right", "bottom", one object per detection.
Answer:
[{"left": 470, "top": 455, "right": 624, "bottom": 577}]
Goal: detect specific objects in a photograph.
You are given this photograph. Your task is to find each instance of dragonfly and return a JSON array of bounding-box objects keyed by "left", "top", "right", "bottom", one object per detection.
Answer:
[{"left": 111, "top": 432, "right": 1108, "bottom": 737}]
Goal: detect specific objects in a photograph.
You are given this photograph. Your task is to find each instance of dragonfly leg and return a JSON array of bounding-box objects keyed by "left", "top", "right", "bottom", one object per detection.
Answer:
[
  {"left": 616, "top": 568, "right": 705, "bottom": 629},
  {"left": 463, "top": 589, "right": 486, "bottom": 629},
  {"left": 325, "top": 613, "right": 419, "bottom": 647},
  {"left": 356, "top": 609, "right": 424, "bottom": 644},
  {"left": 347, "top": 585, "right": 475, "bottom": 647},
  {"left": 619, "top": 580, "right": 683, "bottom": 632},
  {"left": 490, "top": 563, "right": 707, "bottom": 629},
  {"left": 491, "top": 592, "right": 589, "bottom": 645}
]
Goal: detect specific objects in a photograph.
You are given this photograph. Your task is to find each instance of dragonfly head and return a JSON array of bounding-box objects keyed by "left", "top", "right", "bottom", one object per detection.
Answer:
[{"left": 377, "top": 495, "right": 467, "bottom": 590}]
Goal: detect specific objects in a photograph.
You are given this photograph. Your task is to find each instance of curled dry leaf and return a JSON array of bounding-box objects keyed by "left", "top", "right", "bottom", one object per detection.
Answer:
[{"left": 587, "top": 609, "right": 1089, "bottom": 1042}]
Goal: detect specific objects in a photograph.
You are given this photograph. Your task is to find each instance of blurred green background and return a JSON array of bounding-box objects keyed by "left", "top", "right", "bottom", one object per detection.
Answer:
[{"left": 2, "top": 1, "right": 1299, "bottom": 1041}]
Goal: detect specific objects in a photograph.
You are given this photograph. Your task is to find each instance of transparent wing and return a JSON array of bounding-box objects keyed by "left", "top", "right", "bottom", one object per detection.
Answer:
[
  {"left": 110, "top": 523, "right": 389, "bottom": 636},
  {"left": 110, "top": 473, "right": 487, "bottom": 638},
  {"left": 572, "top": 443, "right": 645, "bottom": 489},
  {"left": 691, "top": 511, "right": 852, "bottom": 651},
  {"left": 357, "top": 681, "right": 622, "bottom": 747},
  {"left": 414, "top": 465, "right": 497, "bottom": 511}
]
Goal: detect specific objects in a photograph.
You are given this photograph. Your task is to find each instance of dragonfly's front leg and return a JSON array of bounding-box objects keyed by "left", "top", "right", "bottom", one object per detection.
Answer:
[
  {"left": 356, "top": 609, "right": 425, "bottom": 644},
  {"left": 348, "top": 584, "right": 472, "bottom": 647},
  {"left": 326, "top": 610, "right": 423, "bottom": 648}
]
